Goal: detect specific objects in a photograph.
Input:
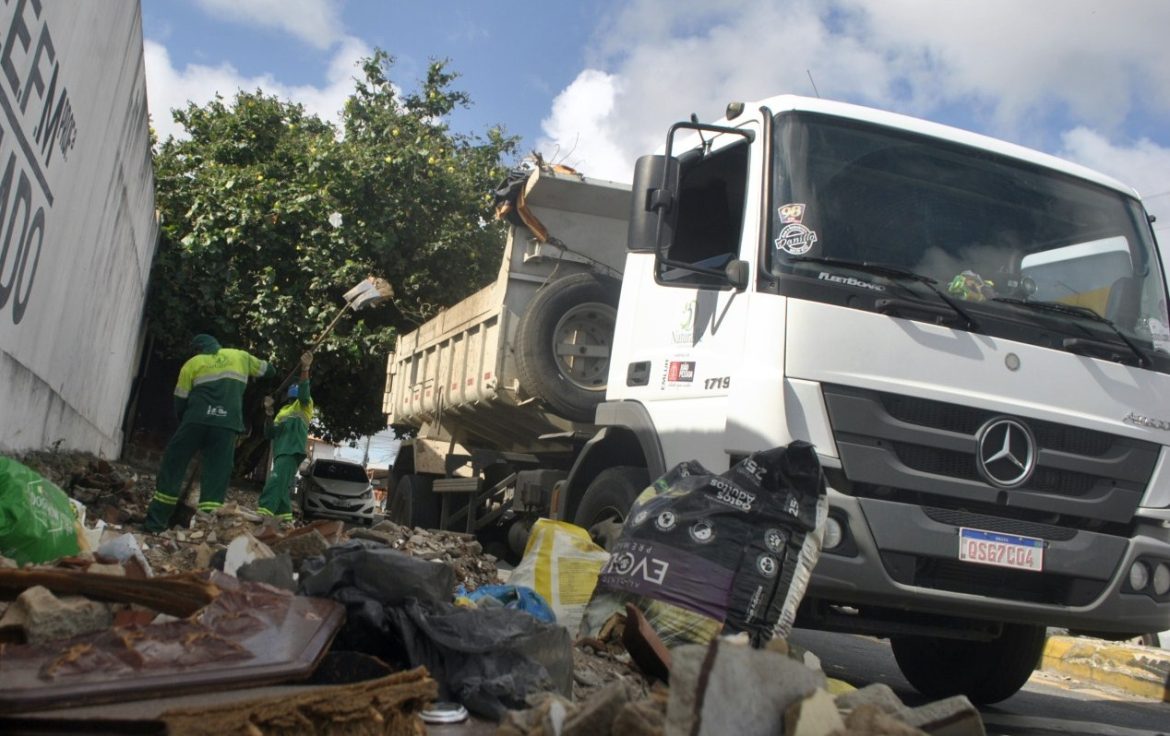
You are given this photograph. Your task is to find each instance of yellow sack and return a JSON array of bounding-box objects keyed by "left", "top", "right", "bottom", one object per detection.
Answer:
[{"left": 509, "top": 519, "right": 609, "bottom": 634}]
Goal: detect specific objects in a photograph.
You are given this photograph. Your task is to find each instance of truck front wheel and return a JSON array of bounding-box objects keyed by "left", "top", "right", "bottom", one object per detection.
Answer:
[
  {"left": 572, "top": 466, "right": 649, "bottom": 550},
  {"left": 890, "top": 623, "right": 1046, "bottom": 704},
  {"left": 388, "top": 474, "right": 440, "bottom": 529}
]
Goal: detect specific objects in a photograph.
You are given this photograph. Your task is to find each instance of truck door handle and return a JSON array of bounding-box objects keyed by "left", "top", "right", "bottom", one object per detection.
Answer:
[{"left": 627, "top": 361, "right": 650, "bottom": 386}]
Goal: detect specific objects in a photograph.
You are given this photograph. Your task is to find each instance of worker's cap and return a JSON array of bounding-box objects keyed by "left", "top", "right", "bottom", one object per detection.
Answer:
[
  {"left": 287, "top": 384, "right": 299, "bottom": 399},
  {"left": 190, "top": 334, "right": 221, "bottom": 354}
]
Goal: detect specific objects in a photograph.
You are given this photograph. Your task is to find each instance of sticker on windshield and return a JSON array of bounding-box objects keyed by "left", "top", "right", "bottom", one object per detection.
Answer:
[
  {"left": 775, "top": 223, "right": 818, "bottom": 255},
  {"left": 778, "top": 203, "right": 806, "bottom": 224}
]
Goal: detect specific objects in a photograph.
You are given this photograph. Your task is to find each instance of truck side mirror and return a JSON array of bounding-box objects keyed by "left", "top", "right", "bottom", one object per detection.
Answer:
[
  {"left": 725, "top": 259, "right": 750, "bottom": 291},
  {"left": 627, "top": 155, "right": 679, "bottom": 253}
]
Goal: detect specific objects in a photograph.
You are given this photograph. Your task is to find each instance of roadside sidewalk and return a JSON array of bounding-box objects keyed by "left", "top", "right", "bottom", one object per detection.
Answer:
[{"left": 1041, "top": 636, "right": 1170, "bottom": 701}]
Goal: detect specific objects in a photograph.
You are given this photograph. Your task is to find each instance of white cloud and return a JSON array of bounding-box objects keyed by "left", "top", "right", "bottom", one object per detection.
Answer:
[
  {"left": 145, "top": 36, "right": 372, "bottom": 142},
  {"left": 1059, "top": 129, "right": 1170, "bottom": 222},
  {"left": 538, "top": 0, "right": 1170, "bottom": 186},
  {"left": 538, "top": 70, "right": 629, "bottom": 181},
  {"left": 192, "top": 0, "right": 345, "bottom": 49}
]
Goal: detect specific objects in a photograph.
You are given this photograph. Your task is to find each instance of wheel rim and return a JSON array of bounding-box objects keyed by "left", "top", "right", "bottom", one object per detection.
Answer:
[
  {"left": 585, "top": 505, "right": 626, "bottom": 550},
  {"left": 551, "top": 301, "right": 617, "bottom": 391}
]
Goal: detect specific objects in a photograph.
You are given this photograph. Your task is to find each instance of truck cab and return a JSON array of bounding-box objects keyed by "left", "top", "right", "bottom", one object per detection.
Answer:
[{"left": 569, "top": 95, "right": 1170, "bottom": 703}]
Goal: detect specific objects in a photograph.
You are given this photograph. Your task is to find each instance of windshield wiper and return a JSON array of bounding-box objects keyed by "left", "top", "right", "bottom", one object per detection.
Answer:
[
  {"left": 991, "top": 297, "right": 1151, "bottom": 368},
  {"left": 786, "top": 255, "right": 979, "bottom": 330}
]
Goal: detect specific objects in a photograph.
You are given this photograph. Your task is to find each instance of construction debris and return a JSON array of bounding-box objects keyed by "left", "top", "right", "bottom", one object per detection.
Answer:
[
  {"left": 0, "top": 448, "right": 991, "bottom": 735},
  {"left": 160, "top": 666, "right": 436, "bottom": 736},
  {"left": 503, "top": 637, "right": 988, "bottom": 736}
]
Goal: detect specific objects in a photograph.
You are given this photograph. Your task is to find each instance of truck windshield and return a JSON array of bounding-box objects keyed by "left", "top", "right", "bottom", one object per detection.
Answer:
[{"left": 767, "top": 112, "right": 1170, "bottom": 367}]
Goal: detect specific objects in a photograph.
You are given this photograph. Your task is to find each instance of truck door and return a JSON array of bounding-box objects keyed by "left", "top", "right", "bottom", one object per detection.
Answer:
[{"left": 609, "top": 122, "right": 762, "bottom": 472}]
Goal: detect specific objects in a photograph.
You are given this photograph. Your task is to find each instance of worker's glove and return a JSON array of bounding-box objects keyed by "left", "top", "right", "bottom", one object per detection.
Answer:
[
  {"left": 263, "top": 396, "right": 275, "bottom": 416},
  {"left": 300, "top": 351, "right": 313, "bottom": 369}
]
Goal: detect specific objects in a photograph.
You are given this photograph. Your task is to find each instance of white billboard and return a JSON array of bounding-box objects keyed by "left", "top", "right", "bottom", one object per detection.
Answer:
[{"left": 0, "top": 0, "right": 157, "bottom": 456}]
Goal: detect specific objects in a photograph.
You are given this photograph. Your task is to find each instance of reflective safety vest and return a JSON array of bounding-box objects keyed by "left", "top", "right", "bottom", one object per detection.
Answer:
[
  {"left": 175, "top": 348, "right": 269, "bottom": 432},
  {"left": 271, "top": 381, "right": 314, "bottom": 457}
]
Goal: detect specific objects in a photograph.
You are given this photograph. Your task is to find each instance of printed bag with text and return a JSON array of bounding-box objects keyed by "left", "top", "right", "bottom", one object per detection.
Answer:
[{"left": 578, "top": 441, "right": 826, "bottom": 647}]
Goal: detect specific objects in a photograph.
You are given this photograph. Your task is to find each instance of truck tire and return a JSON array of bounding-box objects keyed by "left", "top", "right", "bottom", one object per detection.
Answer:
[
  {"left": 515, "top": 272, "right": 620, "bottom": 423},
  {"left": 572, "top": 466, "right": 649, "bottom": 550},
  {"left": 388, "top": 474, "right": 440, "bottom": 529},
  {"left": 891, "top": 623, "right": 1046, "bottom": 704}
]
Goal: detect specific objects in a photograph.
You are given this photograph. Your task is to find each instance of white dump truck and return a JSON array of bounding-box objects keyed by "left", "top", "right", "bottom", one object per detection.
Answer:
[{"left": 386, "top": 95, "right": 1170, "bottom": 704}]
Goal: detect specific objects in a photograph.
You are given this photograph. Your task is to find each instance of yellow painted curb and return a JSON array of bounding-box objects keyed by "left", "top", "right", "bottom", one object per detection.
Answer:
[{"left": 1040, "top": 636, "right": 1170, "bottom": 701}]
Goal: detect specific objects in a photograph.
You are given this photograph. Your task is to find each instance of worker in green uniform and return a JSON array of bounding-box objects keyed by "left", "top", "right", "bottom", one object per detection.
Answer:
[
  {"left": 258, "top": 351, "right": 314, "bottom": 524},
  {"left": 143, "top": 334, "right": 275, "bottom": 533}
]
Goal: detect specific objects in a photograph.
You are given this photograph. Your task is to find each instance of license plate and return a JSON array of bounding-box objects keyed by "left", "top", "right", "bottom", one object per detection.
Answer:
[{"left": 958, "top": 528, "right": 1044, "bottom": 572}]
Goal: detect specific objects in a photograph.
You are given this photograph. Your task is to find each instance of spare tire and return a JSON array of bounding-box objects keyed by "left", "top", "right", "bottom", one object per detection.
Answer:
[{"left": 515, "top": 272, "right": 620, "bottom": 422}]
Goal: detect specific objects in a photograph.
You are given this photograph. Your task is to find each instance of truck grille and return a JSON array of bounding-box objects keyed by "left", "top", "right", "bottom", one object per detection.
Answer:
[
  {"left": 879, "top": 393, "right": 1115, "bottom": 456},
  {"left": 823, "top": 384, "right": 1159, "bottom": 526},
  {"left": 881, "top": 552, "right": 1106, "bottom": 606},
  {"left": 920, "top": 506, "right": 1077, "bottom": 541}
]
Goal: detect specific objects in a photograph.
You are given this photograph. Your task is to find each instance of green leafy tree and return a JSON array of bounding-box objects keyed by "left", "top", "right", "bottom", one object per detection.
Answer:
[{"left": 147, "top": 52, "right": 517, "bottom": 442}]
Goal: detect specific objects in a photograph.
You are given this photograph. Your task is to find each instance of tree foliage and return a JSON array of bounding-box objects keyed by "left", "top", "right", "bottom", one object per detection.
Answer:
[{"left": 148, "top": 52, "right": 517, "bottom": 440}]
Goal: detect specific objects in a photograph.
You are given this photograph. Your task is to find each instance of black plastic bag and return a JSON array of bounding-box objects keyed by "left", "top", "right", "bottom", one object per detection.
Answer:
[
  {"left": 298, "top": 540, "right": 455, "bottom": 605},
  {"left": 580, "top": 441, "right": 827, "bottom": 647},
  {"left": 386, "top": 600, "right": 572, "bottom": 720},
  {"left": 298, "top": 541, "right": 571, "bottom": 720}
]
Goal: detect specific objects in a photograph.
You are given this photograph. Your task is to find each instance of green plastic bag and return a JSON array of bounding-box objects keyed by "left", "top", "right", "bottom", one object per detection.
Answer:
[{"left": 0, "top": 457, "right": 81, "bottom": 565}]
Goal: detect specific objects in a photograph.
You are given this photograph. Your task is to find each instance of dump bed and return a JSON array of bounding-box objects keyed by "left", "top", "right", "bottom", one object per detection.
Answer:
[{"left": 384, "top": 168, "right": 630, "bottom": 453}]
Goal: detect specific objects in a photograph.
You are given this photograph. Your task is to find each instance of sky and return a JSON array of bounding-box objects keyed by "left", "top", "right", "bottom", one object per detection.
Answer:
[{"left": 142, "top": 0, "right": 1170, "bottom": 235}]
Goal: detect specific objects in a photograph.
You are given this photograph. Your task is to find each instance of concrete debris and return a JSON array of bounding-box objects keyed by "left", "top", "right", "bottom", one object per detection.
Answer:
[
  {"left": 95, "top": 532, "right": 153, "bottom": 576},
  {"left": 223, "top": 531, "right": 275, "bottom": 577},
  {"left": 835, "top": 684, "right": 985, "bottom": 736},
  {"left": 611, "top": 689, "right": 670, "bottom": 736},
  {"left": 842, "top": 704, "right": 930, "bottom": 736},
  {"left": 667, "top": 638, "right": 826, "bottom": 736},
  {"left": 572, "top": 640, "right": 645, "bottom": 703},
  {"left": 502, "top": 636, "right": 988, "bottom": 736},
  {"left": 786, "top": 688, "right": 845, "bottom": 736},
  {"left": 237, "top": 553, "right": 296, "bottom": 591},
  {"left": 0, "top": 585, "right": 113, "bottom": 645},
  {"left": 562, "top": 680, "right": 634, "bottom": 736},
  {"left": 270, "top": 528, "right": 331, "bottom": 569}
]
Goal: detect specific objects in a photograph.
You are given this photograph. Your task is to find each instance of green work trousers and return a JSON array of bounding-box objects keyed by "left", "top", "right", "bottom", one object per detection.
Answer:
[
  {"left": 258, "top": 453, "right": 301, "bottom": 522},
  {"left": 143, "top": 422, "right": 237, "bottom": 532}
]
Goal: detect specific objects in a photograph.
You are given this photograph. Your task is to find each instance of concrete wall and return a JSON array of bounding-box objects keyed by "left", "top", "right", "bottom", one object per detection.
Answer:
[{"left": 0, "top": 0, "right": 157, "bottom": 456}]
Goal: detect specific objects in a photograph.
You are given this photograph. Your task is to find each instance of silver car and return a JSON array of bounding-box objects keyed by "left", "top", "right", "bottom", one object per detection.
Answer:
[{"left": 296, "top": 458, "right": 378, "bottom": 525}]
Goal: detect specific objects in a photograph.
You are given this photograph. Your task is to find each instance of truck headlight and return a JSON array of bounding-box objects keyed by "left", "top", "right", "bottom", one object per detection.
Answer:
[
  {"left": 823, "top": 517, "right": 843, "bottom": 551},
  {"left": 1154, "top": 563, "right": 1170, "bottom": 596},
  {"left": 1129, "top": 560, "right": 1151, "bottom": 591}
]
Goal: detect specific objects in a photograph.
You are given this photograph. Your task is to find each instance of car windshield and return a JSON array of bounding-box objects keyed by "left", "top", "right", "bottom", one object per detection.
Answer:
[
  {"left": 312, "top": 460, "right": 369, "bottom": 483},
  {"left": 768, "top": 112, "right": 1170, "bottom": 359}
]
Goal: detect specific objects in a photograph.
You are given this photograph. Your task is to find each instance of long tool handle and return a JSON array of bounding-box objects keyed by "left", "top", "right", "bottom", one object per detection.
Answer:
[{"left": 273, "top": 301, "right": 352, "bottom": 395}]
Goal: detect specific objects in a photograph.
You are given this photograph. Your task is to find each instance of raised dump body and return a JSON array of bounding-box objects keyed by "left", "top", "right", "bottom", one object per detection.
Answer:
[{"left": 383, "top": 168, "right": 630, "bottom": 457}]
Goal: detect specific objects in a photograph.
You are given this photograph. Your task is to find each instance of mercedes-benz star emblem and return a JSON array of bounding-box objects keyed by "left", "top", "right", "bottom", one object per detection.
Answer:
[{"left": 976, "top": 417, "right": 1037, "bottom": 488}]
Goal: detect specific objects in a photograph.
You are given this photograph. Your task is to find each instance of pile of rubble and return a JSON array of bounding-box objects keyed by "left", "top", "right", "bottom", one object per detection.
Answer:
[
  {"left": 0, "top": 449, "right": 645, "bottom": 730},
  {"left": 348, "top": 520, "right": 500, "bottom": 588},
  {"left": 504, "top": 637, "right": 985, "bottom": 736},
  {"left": 10, "top": 450, "right": 503, "bottom": 586},
  {"left": 0, "top": 450, "right": 989, "bottom": 735}
]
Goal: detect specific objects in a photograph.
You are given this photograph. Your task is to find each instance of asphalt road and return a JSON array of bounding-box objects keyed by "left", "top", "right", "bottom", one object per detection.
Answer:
[{"left": 791, "top": 629, "right": 1170, "bottom": 736}]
